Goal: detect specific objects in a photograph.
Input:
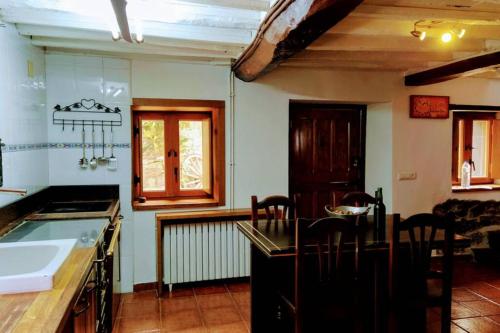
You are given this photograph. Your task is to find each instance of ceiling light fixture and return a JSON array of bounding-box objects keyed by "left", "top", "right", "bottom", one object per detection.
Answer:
[
  {"left": 456, "top": 28, "right": 466, "bottom": 39},
  {"left": 411, "top": 20, "right": 467, "bottom": 43},
  {"left": 441, "top": 32, "right": 453, "bottom": 43},
  {"left": 411, "top": 20, "right": 426, "bottom": 41}
]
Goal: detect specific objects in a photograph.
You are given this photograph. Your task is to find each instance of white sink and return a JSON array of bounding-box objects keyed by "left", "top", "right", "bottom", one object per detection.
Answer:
[{"left": 0, "top": 239, "right": 77, "bottom": 294}]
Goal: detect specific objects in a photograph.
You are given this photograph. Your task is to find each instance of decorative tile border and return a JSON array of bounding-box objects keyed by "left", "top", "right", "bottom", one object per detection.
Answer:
[
  {"left": 2, "top": 143, "right": 48, "bottom": 153},
  {"left": 1, "top": 143, "right": 131, "bottom": 153},
  {"left": 48, "top": 143, "right": 131, "bottom": 149}
]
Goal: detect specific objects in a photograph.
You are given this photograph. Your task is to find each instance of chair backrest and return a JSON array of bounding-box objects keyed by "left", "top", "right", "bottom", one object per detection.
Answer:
[
  {"left": 251, "top": 195, "right": 295, "bottom": 222},
  {"left": 296, "top": 217, "right": 364, "bottom": 283},
  {"left": 391, "top": 213, "right": 455, "bottom": 298},
  {"left": 340, "top": 191, "right": 376, "bottom": 207},
  {"left": 294, "top": 217, "right": 366, "bottom": 332}
]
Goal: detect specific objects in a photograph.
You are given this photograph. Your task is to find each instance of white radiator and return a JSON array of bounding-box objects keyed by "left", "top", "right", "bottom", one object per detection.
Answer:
[{"left": 163, "top": 221, "right": 251, "bottom": 285}]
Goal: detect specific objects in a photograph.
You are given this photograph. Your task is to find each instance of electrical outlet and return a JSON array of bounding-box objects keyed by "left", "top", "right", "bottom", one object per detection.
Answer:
[{"left": 398, "top": 172, "right": 417, "bottom": 181}]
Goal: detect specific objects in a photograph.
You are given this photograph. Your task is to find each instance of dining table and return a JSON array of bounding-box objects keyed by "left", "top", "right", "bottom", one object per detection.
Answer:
[{"left": 236, "top": 214, "right": 471, "bottom": 333}]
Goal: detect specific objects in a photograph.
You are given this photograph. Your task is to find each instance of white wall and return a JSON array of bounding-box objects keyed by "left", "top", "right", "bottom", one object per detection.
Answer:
[
  {"left": 45, "top": 53, "right": 134, "bottom": 291},
  {"left": 44, "top": 53, "right": 500, "bottom": 288},
  {"left": 392, "top": 78, "right": 500, "bottom": 217},
  {"left": 0, "top": 23, "right": 47, "bottom": 195},
  {"left": 130, "top": 62, "right": 399, "bottom": 284}
]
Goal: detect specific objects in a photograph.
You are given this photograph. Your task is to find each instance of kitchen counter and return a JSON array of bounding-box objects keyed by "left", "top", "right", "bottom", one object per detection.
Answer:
[
  {"left": 0, "top": 246, "right": 96, "bottom": 333},
  {"left": 0, "top": 185, "right": 122, "bottom": 333}
]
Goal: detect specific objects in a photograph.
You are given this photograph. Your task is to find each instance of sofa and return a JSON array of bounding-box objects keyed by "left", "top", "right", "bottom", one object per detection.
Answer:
[{"left": 433, "top": 199, "right": 500, "bottom": 262}]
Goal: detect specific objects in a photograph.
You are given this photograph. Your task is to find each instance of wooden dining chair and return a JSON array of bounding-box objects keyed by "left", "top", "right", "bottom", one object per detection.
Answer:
[
  {"left": 287, "top": 217, "right": 368, "bottom": 333},
  {"left": 391, "top": 213, "right": 455, "bottom": 333},
  {"left": 340, "top": 191, "right": 376, "bottom": 207},
  {"left": 251, "top": 195, "right": 295, "bottom": 222}
]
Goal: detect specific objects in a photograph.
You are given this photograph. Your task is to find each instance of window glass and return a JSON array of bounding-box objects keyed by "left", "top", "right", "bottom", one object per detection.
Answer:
[
  {"left": 179, "top": 119, "right": 210, "bottom": 190},
  {"left": 457, "top": 120, "right": 464, "bottom": 179},
  {"left": 141, "top": 119, "right": 165, "bottom": 191},
  {"left": 472, "top": 120, "right": 489, "bottom": 178}
]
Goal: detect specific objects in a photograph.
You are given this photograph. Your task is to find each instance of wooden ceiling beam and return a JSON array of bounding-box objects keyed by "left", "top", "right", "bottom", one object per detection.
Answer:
[
  {"left": 232, "top": 0, "right": 364, "bottom": 82},
  {"left": 404, "top": 50, "right": 500, "bottom": 86},
  {"left": 352, "top": 4, "right": 500, "bottom": 22}
]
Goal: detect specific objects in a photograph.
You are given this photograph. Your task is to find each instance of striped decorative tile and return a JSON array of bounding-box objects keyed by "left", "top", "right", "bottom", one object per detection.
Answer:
[{"left": 1, "top": 142, "right": 130, "bottom": 153}]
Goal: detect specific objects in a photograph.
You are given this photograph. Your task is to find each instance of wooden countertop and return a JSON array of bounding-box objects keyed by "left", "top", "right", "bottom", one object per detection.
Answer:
[{"left": 0, "top": 247, "right": 96, "bottom": 333}]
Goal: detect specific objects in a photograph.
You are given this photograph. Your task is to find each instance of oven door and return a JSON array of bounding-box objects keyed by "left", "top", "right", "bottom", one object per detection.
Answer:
[{"left": 105, "top": 218, "right": 121, "bottom": 332}]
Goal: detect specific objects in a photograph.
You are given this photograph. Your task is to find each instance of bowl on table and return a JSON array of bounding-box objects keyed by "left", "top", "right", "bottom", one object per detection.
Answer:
[{"left": 324, "top": 205, "right": 370, "bottom": 218}]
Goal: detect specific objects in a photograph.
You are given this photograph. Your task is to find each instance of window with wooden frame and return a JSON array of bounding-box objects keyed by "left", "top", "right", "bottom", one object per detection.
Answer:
[
  {"left": 132, "top": 99, "right": 225, "bottom": 210},
  {"left": 452, "top": 111, "right": 500, "bottom": 185}
]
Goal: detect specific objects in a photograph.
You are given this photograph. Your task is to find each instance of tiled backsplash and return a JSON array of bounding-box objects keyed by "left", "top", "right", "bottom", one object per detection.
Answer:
[
  {"left": 45, "top": 53, "right": 134, "bottom": 292},
  {"left": 0, "top": 23, "right": 48, "bottom": 188}
]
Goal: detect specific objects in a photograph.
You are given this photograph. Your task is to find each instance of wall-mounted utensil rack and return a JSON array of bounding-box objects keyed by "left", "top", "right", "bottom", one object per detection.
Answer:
[{"left": 53, "top": 99, "right": 122, "bottom": 130}]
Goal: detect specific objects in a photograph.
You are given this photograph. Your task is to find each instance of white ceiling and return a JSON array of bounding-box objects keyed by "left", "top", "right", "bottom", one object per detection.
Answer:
[
  {"left": 1, "top": 0, "right": 499, "bottom": 79},
  {"left": 0, "top": 0, "right": 273, "bottom": 63}
]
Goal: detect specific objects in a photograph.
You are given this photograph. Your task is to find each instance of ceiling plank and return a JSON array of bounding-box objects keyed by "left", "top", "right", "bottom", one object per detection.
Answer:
[
  {"left": 325, "top": 17, "right": 500, "bottom": 39},
  {"left": 309, "top": 34, "right": 486, "bottom": 52},
  {"left": 404, "top": 50, "right": 500, "bottom": 86},
  {"left": 295, "top": 50, "right": 456, "bottom": 62},
  {"left": 31, "top": 37, "right": 236, "bottom": 59},
  {"left": 232, "top": 0, "right": 364, "bottom": 82},
  {"left": 351, "top": 4, "right": 500, "bottom": 22},
  {"left": 1, "top": 7, "right": 253, "bottom": 44},
  {"left": 178, "top": 0, "right": 270, "bottom": 11},
  {"left": 16, "top": 24, "right": 246, "bottom": 55}
]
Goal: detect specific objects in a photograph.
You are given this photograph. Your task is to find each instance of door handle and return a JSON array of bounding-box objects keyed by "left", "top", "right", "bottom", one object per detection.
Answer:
[{"left": 174, "top": 167, "right": 178, "bottom": 182}]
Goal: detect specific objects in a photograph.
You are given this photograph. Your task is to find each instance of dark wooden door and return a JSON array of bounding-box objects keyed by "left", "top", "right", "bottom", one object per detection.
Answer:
[{"left": 289, "top": 103, "right": 366, "bottom": 218}]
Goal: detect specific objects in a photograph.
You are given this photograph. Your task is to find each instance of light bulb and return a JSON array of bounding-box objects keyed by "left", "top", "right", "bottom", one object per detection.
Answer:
[
  {"left": 458, "top": 28, "right": 466, "bottom": 39},
  {"left": 419, "top": 31, "right": 426, "bottom": 41},
  {"left": 135, "top": 19, "right": 144, "bottom": 43},
  {"left": 111, "top": 30, "right": 120, "bottom": 41},
  {"left": 441, "top": 32, "right": 452, "bottom": 43}
]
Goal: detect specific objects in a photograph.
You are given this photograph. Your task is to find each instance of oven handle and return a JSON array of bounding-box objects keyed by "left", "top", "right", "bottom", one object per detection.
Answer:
[
  {"left": 106, "top": 219, "right": 121, "bottom": 257},
  {"left": 73, "top": 280, "right": 97, "bottom": 316}
]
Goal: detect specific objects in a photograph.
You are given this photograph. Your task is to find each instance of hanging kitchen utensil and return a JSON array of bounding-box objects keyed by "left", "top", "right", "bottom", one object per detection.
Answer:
[
  {"left": 108, "top": 126, "right": 118, "bottom": 170},
  {"left": 79, "top": 126, "right": 88, "bottom": 169},
  {"left": 90, "top": 121, "right": 98, "bottom": 169},
  {"left": 98, "top": 121, "right": 108, "bottom": 165}
]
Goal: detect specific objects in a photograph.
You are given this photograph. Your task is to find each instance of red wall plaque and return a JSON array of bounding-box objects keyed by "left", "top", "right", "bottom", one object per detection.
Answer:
[{"left": 410, "top": 95, "right": 449, "bottom": 119}]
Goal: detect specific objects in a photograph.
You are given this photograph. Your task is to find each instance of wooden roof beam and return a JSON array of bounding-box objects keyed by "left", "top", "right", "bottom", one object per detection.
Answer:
[
  {"left": 232, "top": 0, "right": 364, "bottom": 82},
  {"left": 404, "top": 50, "right": 500, "bottom": 86}
]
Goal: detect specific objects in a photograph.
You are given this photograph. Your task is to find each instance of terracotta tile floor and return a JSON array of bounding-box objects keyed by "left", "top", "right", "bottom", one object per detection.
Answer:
[
  {"left": 427, "top": 261, "right": 500, "bottom": 333},
  {"left": 113, "top": 261, "right": 500, "bottom": 333},
  {"left": 113, "top": 281, "right": 250, "bottom": 333}
]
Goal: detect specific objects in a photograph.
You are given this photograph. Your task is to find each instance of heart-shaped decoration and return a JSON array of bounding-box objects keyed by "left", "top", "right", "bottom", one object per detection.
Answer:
[{"left": 81, "top": 99, "right": 96, "bottom": 110}]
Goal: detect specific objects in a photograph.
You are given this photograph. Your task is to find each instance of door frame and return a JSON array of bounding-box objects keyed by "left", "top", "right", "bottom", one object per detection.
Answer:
[{"left": 288, "top": 101, "right": 367, "bottom": 206}]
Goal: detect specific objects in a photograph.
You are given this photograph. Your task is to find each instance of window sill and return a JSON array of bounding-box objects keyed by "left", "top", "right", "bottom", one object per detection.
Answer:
[
  {"left": 132, "top": 197, "right": 223, "bottom": 211},
  {"left": 452, "top": 184, "right": 500, "bottom": 193}
]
